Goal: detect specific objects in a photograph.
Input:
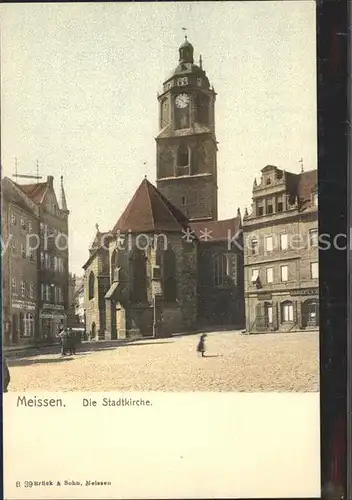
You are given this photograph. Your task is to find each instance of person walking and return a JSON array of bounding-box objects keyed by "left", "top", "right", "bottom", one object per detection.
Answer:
[{"left": 197, "top": 333, "right": 207, "bottom": 358}]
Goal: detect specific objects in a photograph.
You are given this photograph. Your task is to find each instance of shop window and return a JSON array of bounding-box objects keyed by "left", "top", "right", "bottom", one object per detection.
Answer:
[
  {"left": 23, "top": 313, "right": 34, "bottom": 336},
  {"left": 281, "top": 301, "right": 293, "bottom": 322}
]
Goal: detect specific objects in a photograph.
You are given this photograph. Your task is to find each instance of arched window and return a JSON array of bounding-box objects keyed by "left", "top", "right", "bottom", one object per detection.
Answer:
[
  {"left": 213, "top": 254, "right": 228, "bottom": 286},
  {"left": 163, "top": 246, "right": 177, "bottom": 302},
  {"left": 88, "top": 271, "right": 95, "bottom": 300},
  {"left": 281, "top": 301, "right": 294, "bottom": 323},
  {"left": 111, "top": 249, "right": 118, "bottom": 281},
  {"left": 177, "top": 144, "right": 189, "bottom": 167},
  {"left": 130, "top": 248, "right": 147, "bottom": 303}
]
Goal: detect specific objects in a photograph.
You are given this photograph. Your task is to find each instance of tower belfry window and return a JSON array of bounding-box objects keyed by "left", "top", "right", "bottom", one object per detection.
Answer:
[{"left": 177, "top": 144, "right": 189, "bottom": 167}]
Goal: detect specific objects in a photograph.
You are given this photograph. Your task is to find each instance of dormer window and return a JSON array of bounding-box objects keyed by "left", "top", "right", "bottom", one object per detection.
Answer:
[
  {"left": 277, "top": 201, "right": 283, "bottom": 212},
  {"left": 266, "top": 178, "right": 271, "bottom": 185},
  {"left": 267, "top": 203, "right": 273, "bottom": 214},
  {"left": 258, "top": 206, "right": 264, "bottom": 216}
]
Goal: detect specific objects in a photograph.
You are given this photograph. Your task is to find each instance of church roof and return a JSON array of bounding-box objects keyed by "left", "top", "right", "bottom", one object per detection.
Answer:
[
  {"left": 112, "top": 178, "right": 189, "bottom": 233},
  {"left": 15, "top": 181, "right": 47, "bottom": 204},
  {"left": 190, "top": 217, "right": 242, "bottom": 242}
]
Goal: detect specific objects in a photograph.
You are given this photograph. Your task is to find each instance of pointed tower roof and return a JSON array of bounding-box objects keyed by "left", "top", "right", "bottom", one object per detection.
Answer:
[
  {"left": 112, "top": 178, "right": 189, "bottom": 233},
  {"left": 60, "top": 175, "right": 69, "bottom": 212}
]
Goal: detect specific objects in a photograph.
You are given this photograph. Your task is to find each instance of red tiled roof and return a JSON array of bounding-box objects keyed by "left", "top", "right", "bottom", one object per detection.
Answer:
[
  {"left": 15, "top": 182, "right": 47, "bottom": 204},
  {"left": 190, "top": 217, "right": 242, "bottom": 242},
  {"left": 112, "top": 178, "right": 189, "bottom": 233},
  {"left": 285, "top": 169, "right": 317, "bottom": 209},
  {"left": 296, "top": 170, "right": 317, "bottom": 201}
]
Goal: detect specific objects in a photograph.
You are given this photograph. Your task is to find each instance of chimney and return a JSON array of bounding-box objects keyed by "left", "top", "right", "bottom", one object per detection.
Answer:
[{"left": 47, "top": 175, "right": 54, "bottom": 188}]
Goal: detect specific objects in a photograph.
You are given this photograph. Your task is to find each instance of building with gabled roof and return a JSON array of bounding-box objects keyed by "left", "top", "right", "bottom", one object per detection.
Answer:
[{"left": 2, "top": 174, "right": 70, "bottom": 345}]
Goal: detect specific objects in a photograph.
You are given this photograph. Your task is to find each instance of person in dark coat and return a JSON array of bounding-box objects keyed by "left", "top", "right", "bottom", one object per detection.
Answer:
[
  {"left": 197, "top": 334, "right": 207, "bottom": 358},
  {"left": 58, "top": 329, "right": 69, "bottom": 356},
  {"left": 3, "top": 357, "right": 10, "bottom": 392},
  {"left": 67, "top": 328, "right": 76, "bottom": 355}
]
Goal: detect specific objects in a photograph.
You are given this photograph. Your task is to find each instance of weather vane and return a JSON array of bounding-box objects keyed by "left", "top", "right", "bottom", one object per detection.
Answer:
[
  {"left": 298, "top": 157, "right": 304, "bottom": 173},
  {"left": 182, "top": 27, "right": 187, "bottom": 40}
]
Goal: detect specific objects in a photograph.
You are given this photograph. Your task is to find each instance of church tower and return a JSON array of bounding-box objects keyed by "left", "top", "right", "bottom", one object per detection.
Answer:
[{"left": 156, "top": 37, "right": 218, "bottom": 222}]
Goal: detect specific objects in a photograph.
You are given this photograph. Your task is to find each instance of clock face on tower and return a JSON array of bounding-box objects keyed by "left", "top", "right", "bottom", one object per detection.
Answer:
[{"left": 175, "top": 93, "right": 190, "bottom": 109}]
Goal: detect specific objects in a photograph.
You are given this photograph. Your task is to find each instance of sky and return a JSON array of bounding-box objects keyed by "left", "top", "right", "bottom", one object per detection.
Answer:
[{"left": 1, "top": 1, "right": 317, "bottom": 275}]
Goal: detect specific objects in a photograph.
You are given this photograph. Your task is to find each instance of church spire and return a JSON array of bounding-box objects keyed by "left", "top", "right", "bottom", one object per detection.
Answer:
[
  {"left": 179, "top": 36, "right": 194, "bottom": 64},
  {"left": 60, "top": 175, "right": 68, "bottom": 212}
]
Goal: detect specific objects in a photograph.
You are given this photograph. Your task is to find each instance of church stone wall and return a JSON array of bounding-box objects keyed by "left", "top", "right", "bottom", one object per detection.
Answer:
[{"left": 158, "top": 175, "right": 217, "bottom": 222}]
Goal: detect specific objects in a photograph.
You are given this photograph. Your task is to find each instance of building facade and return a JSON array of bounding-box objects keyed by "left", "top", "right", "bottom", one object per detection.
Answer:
[
  {"left": 82, "top": 38, "right": 245, "bottom": 339},
  {"left": 2, "top": 175, "right": 69, "bottom": 345},
  {"left": 243, "top": 165, "right": 319, "bottom": 333},
  {"left": 2, "top": 178, "right": 39, "bottom": 345}
]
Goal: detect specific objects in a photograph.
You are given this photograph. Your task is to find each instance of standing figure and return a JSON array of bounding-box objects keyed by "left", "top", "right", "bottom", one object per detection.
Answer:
[
  {"left": 57, "top": 329, "right": 68, "bottom": 356},
  {"left": 68, "top": 328, "right": 76, "bottom": 355},
  {"left": 197, "top": 333, "right": 207, "bottom": 358}
]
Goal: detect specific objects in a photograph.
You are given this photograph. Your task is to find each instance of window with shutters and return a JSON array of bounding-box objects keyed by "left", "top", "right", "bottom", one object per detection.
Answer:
[
  {"left": 310, "top": 262, "right": 319, "bottom": 279},
  {"left": 280, "top": 265, "right": 288, "bottom": 282},
  {"left": 266, "top": 267, "right": 273, "bottom": 284},
  {"left": 265, "top": 236, "right": 273, "bottom": 253},
  {"left": 280, "top": 233, "right": 288, "bottom": 251}
]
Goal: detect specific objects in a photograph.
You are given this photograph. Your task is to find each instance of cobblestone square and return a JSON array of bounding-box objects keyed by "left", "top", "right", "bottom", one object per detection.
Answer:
[
  {"left": 8, "top": 331, "right": 319, "bottom": 392},
  {"left": 6, "top": 331, "right": 319, "bottom": 392}
]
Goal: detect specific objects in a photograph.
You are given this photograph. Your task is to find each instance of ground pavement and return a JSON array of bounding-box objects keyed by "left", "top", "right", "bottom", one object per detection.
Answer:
[{"left": 6, "top": 330, "right": 319, "bottom": 392}]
